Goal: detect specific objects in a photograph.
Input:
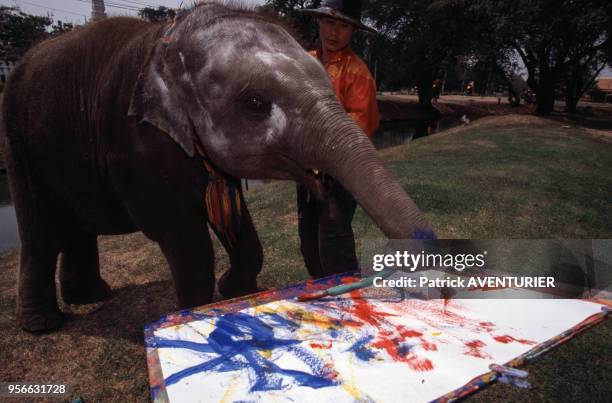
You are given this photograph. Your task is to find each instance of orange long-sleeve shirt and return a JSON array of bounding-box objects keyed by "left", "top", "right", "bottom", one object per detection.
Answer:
[{"left": 309, "top": 48, "right": 380, "bottom": 137}]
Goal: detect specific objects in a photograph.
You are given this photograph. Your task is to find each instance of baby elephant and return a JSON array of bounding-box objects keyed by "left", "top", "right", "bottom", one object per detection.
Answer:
[{"left": 0, "top": 2, "right": 432, "bottom": 332}]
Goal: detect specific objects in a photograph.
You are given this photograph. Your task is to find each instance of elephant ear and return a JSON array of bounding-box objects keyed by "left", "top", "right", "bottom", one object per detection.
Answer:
[{"left": 129, "top": 42, "right": 196, "bottom": 157}]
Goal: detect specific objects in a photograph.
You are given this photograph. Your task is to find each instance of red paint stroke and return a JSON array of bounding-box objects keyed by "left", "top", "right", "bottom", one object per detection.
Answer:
[
  {"left": 323, "top": 362, "right": 339, "bottom": 379},
  {"left": 479, "top": 321, "right": 496, "bottom": 332},
  {"left": 493, "top": 335, "right": 536, "bottom": 345},
  {"left": 340, "top": 276, "right": 360, "bottom": 284},
  {"left": 310, "top": 341, "right": 333, "bottom": 349},
  {"left": 464, "top": 340, "right": 492, "bottom": 359},
  {"left": 420, "top": 340, "right": 438, "bottom": 351},
  {"left": 332, "top": 290, "right": 440, "bottom": 372},
  {"left": 391, "top": 300, "right": 501, "bottom": 337},
  {"left": 398, "top": 326, "right": 438, "bottom": 351},
  {"left": 398, "top": 327, "right": 423, "bottom": 338},
  {"left": 371, "top": 325, "right": 437, "bottom": 370},
  {"left": 372, "top": 337, "right": 434, "bottom": 371},
  {"left": 406, "top": 356, "right": 434, "bottom": 372},
  {"left": 346, "top": 290, "right": 397, "bottom": 327},
  {"left": 372, "top": 337, "right": 403, "bottom": 360}
]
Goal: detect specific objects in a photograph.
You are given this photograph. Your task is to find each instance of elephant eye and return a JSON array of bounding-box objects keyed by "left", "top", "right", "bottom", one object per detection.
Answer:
[{"left": 240, "top": 92, "right": 272, "bottom": 118}]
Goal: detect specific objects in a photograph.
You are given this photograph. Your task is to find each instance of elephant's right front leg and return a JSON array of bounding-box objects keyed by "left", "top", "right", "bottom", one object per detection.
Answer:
[
  {"left": 120, "top": 190, "right": 217, "bottom": 309},
  {"left": 109, "top": 141, "right": 217, "bottom": 309},
  {"left": 157, "top": 228, "right": 216, "bottom": 309}
]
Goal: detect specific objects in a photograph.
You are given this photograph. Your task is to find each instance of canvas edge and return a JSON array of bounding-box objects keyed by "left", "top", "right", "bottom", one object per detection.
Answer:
[
  {"left": 144, "top": 273, "right": 357, "bottom": 401},
  {"left": 431, "top": 302, "right": 610, "bottom": 402},
  {"left": 143, "top": 275, "right": 610, "bottom": 402}
]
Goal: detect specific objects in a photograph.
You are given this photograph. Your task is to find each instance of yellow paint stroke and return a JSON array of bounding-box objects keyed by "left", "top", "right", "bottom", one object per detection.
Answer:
[
  {"left": 157, "top": 349, "right": 176, "bottom": 363},
  {"left": 432, "top": 332, "right": 442, "bottom": 336},
  {"left": 185, "top": 322, "right": 212, "bottom": 340},
  {"left": 339, "top": 353, "right": 364, "bottom": 400},
  {"left": 220, "top": 373, "right": 240, "bottom": 403},
  {"left": 250, "top": 302, "right": 345, "bottom": 340},
  {"left": 249, "top": 301, "right": 366, "bottom": 399}
]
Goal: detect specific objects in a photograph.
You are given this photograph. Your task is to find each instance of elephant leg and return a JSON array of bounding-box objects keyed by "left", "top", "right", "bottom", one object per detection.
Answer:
[
  {"left": 158, "top": 226, "right": 216, "bottom": 309},
  {"left": 217, "top": 193, "right": 263, "bottom": 299},
  {"left": 59, "top": 227, "right": 110, "bottom": 305},
  {"left": 17, "top": 245, "right": 64, "bottom": 333},
  {"left": 9, "top": 181, "right": 63, "bottom": 331},
  {"left": 4, "top": 137, "right": 64, "bottom": 331}
]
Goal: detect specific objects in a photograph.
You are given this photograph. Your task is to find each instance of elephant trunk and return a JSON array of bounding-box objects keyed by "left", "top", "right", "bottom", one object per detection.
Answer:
[{"left": 296, "top": 105, "right": 434, "bottom": 240}]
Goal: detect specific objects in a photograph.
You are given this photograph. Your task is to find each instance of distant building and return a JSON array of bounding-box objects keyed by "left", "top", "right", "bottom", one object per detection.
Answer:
[
  {"left": 595, "top": 77, "right": 612, "bottom": 93},
  {"left": 0, "top": 60, "right": 16, "bottom": 85},
  {"left": 595, "top": 77, "right": 612, "bottom": 102},
  {"left": 92, "top": 0, "right": 107, "bottom": 21}
]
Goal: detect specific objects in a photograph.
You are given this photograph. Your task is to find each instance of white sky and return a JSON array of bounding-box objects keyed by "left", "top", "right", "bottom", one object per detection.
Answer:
[
  {"left": 2, "top": 0, "right": 610, "bottom": 77},
  {"left": 0, "top": 0, "right": 265, "bottom": 24}
]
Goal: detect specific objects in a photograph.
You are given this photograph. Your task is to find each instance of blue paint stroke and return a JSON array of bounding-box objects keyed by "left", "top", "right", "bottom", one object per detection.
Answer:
[
  {"left": 155, "top": 339, "right": 214, "bottom": 353},
  {"left": 259, "top": 312, "right": 300, "bottom": 330},
  {"left": 289, "top": 346, "right": 336, "bottom": 379},
  {"left": 347, "top": 335, "right": 375, "bottom": 361},
  {"left": 413, "top": 228, "right": 438, "bottom": 240},
  {"left": 397, "top": 343, "right": 414, "bottom": 356},
  {"left": 157, "top": 312, "right": 336, "bottom": 391}
]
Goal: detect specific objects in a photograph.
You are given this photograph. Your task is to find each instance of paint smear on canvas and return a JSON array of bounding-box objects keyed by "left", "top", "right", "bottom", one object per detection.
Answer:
[{"left": 150, "top": 288, "right": 605, "bottom": 403}]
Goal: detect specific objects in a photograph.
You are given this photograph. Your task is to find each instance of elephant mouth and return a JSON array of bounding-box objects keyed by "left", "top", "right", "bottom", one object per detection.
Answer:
[
  {"left": 273, "top": 154, "right": 327, "bottom": 200},
  {"left": 263, "top": 153, "right": 327, "bottom": 200},
  {"left": 301, "top": 169, "right": 326, "bottom": 201}
]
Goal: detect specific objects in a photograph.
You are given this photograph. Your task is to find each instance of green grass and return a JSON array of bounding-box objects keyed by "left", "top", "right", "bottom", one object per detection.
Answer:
[
  {"left": 0, "top": 115, "right": 610, "bottom": 401},
  {"left": 250, "top": 115, "right": 612, "bottom": 288}
]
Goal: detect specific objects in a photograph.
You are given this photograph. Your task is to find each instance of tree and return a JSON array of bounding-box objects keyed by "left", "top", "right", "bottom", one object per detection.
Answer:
[
  {"left": 479, "top": 0, "right": 612, "bottom": 114},
  {"left": 265, "top": 1, "right": 321, "bottom": 47},
  {"left": 266, "top": 1, "right": 481, "bottom": 111},
  {"left": 138, "top": 6, "right": 176, "bottom": 23},
  {"left": 563, "top": 51, "right": 609, "bottom": 112},
  {"left": 51, "top": 20, "right": 74, "bottom": 36},
  {"left": 362, "top": 0, "right": 480, "bottom": 111},
  {"left": 0, "top": 6, "right": 51, "bottom": 62}
]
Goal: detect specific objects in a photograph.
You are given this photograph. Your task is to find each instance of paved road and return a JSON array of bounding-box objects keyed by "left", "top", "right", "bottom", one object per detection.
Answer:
[{"left": 380, "top": 93, "right": 612, "bottom": 109}]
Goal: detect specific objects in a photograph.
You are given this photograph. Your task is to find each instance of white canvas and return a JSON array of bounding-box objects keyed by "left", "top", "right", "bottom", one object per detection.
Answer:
[{"left": 151, "top": 295, "right": 605, "bottom": 402}]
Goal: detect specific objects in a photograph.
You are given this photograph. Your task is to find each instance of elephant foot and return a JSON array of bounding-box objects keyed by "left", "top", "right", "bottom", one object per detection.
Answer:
[
  {"left": 17, "top": 304, "right": 64, "bottom": 333},
  {"left": 218, "top": 271, "right": 262, "bottom": 299},
  {"left": 61, "top": 278, "right": 112, "bottom": 305}
]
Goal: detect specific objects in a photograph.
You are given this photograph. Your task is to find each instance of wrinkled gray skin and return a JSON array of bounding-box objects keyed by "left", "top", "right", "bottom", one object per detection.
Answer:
[
  {"left": 150, "top": 4, "right": 432, "bottom": 235},
  {"left": 1, "top": 3, "right": 433, "bottom": 332}
]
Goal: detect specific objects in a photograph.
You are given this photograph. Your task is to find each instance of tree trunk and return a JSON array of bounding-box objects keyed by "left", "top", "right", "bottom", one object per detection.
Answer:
[
  {"left": 564, "top": 78, "right": 579, "bottom": 113},
  {"left": 536, "top": 78, "right": 556, "bottom": 115},
  {"left": 417, "top": 74, "right": 435, "bottom": 111}
]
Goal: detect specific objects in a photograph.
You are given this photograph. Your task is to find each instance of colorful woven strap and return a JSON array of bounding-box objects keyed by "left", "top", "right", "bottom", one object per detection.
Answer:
[{"left": 195, "top": 142, "right": 242, "bottom": 250}]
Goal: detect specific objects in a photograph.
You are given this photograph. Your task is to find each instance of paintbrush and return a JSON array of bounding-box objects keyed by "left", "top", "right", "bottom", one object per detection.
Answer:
[{"left": 297, "top": 268, "right": 396, "bottom": 302}]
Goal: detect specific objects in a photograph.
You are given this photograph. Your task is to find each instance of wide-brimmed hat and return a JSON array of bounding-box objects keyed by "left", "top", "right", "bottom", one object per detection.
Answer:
[{"left": 298, "top": 0, "right": 377, "bottom": 34}]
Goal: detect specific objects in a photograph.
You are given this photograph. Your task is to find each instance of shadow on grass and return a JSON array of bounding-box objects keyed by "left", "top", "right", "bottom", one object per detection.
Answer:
[{"left": 60, "top": 280, "right": 176, "bottom": 343}]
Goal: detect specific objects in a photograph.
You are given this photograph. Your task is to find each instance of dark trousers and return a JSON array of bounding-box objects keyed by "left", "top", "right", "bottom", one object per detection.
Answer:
[{"left": 297, "top": 178, "right": 359, "bottom": 278}]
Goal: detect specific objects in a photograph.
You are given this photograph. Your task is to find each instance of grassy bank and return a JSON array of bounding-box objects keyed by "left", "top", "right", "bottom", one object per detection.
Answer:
[{"left": 0, "top": 115, "right": 610, "bottom": 401}]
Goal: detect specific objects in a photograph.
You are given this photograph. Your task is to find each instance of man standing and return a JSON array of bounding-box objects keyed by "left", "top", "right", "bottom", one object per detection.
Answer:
[{"left": 297, "top": 0, "right": 380, "bottom": 278}]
